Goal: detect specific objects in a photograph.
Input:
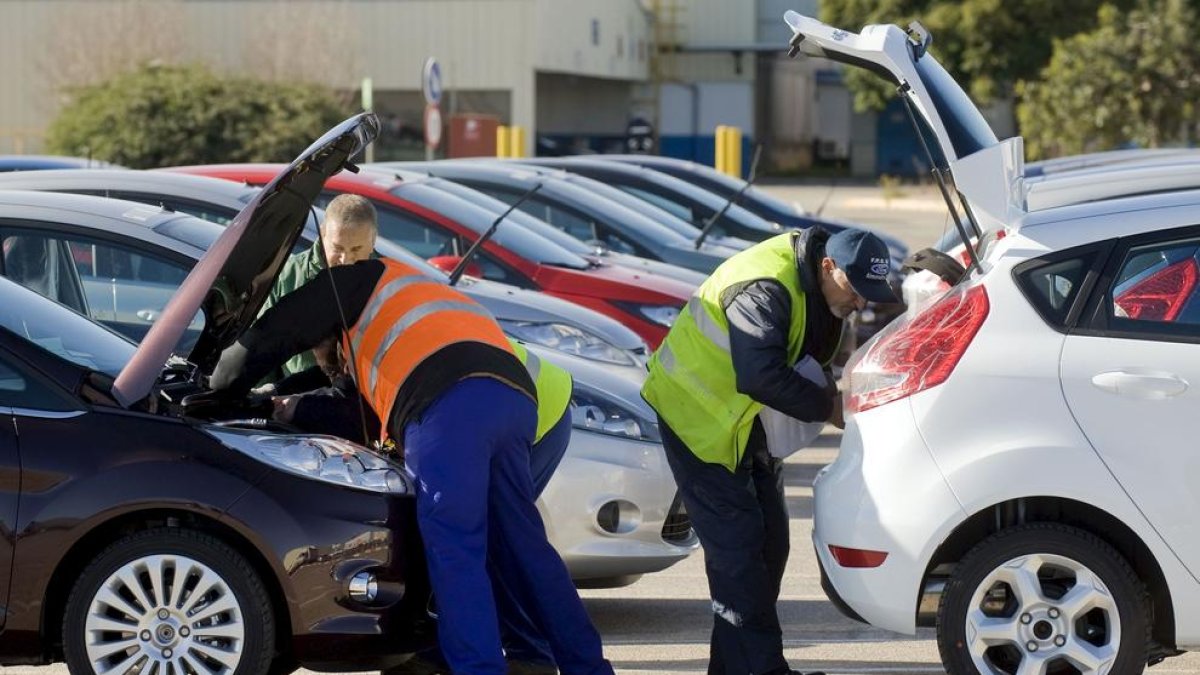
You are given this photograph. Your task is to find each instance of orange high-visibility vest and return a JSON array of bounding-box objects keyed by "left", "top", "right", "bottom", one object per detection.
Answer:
[{"left": 342, "top": 259, "right": 514, "bottom": 440}]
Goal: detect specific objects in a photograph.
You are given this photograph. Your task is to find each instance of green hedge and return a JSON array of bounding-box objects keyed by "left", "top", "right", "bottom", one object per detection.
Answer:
[{"left": 47, "top": 64, "right": 354, "bottom": 169}]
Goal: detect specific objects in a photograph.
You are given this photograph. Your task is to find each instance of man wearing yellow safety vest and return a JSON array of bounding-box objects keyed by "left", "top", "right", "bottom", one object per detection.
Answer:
[{"left": 641, "top": 227, "right": 898, "bottom": 675}]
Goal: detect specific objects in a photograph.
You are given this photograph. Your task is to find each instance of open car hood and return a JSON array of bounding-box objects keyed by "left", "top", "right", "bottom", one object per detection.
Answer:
[
  {"left": 112, "top": 113, "right": 380, "bottom": 407},
  {"left": 783, "top": 11, "right": 1026, "bottom": 233}
]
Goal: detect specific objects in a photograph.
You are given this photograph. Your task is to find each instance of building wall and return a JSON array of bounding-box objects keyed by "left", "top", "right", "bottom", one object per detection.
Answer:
[
  {"left": 0, "top": 0, "right": 655, "bottom": 156},
  {"left": 534, "top": 0, "right": 651, "bottom": 81}
]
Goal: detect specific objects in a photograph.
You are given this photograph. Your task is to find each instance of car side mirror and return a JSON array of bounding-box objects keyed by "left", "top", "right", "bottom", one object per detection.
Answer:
[{"left": 427, "top": 255, "right": 483, "bottom": 279}]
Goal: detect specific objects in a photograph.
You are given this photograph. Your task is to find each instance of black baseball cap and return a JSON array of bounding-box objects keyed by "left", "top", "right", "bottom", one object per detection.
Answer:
[{"left": 825, "top": 229, "right": 900, "bottom": 304}]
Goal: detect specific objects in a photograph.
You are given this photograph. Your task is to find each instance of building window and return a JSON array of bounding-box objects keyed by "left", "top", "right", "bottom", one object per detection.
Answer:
[{"left": 591, "top": 19, "right": 599, "bottom": 46}]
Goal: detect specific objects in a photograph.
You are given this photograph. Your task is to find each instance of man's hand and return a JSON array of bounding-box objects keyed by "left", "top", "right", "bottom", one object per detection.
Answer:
[
  {"left": 272, "top": 395, "right": 301, "bottom": 423},
  {"left": 829, "top": 392, "right": 845, "bottom": 430}
]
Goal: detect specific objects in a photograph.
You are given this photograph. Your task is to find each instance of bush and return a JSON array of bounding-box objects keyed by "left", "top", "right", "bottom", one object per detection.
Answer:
[
  {"left": 46, "top": 64, "right": 353, "bottom": 168},
  {"left": 1017, "top": 0, "right": 1200, "bottom": 159}
]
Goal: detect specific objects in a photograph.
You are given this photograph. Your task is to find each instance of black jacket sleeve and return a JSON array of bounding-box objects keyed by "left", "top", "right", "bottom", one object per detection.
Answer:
[
  {"left": 290, "top": 375, "right": 380, "bottom": 446},
  {"left": 724, "top": 279, "right": 834, "bottom": 423},
  {"left": 208, "top": 260, "right": 382, "bottom": 396}
]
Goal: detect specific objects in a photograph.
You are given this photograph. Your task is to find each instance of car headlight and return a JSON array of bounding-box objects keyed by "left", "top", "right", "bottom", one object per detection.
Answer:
[
  {"left": 616, "top": 303, "right": 681, "bottom": 327},
  {"left": 569, "top": 384, "right": 661, "bottom": 442},
  {"left": 497, "top": 319, "right": 636, "bottom": 366},
  {"left": 203, "top": 427, "right": 411, "bottom": 494}
]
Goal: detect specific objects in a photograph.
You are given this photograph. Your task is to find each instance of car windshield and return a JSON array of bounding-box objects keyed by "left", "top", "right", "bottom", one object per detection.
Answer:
[
  {"left": 0, "top": 277, "right": 136, "bottom": 377},
  {"left": 427, "top": 178, "right": 598, "bottom": 256},
  {"left": 914, "top": 55, "right": 997, "bottom": 159},
  {"left": 154, "top": 215, "right": 223, "bottom": 251},
  {"left": 552, "top": 176, "right": 701, "bottom": 243},
  {"left": 630, "top": 168, "right": 780, "bottom": 233},
  {"left": 391, "top": 183, "right": 590, "bottom": 269},
  {"left": 664, "top": 162, "right": 802, "bottom": 217}
]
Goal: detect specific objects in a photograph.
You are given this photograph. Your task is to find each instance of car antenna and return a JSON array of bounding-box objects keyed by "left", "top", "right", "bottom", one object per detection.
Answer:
[
  {"left": 813, "top": 177, "right": 837, "bottom": 218},
  {"left": 312, "top": 204, "right": 372, "bottom": 448},
  {"left": 448, "top": 183, "right": 544, "bottom": 286},
  {"left": 694, "top": 143, "right": 763, "bottom": 250},
  {"left": 897, "top": 84, "right": 982, "bottom": 272}
]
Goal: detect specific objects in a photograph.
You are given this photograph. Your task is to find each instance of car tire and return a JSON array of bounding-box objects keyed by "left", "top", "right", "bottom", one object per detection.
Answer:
[
  {"left": 937, "top": 523, "right": 1150, "bottom": 675},
  {"left": 63, "top": 528, "right": 276, "bottom": 675}
]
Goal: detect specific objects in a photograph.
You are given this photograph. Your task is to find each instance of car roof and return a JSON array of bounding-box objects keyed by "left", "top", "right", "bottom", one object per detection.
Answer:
[
  {"left": 1026, "top": 160, "right": 1200, "bottom": 211},
  {"left": 0, "top": 169, "right": 258, "bottom": 204},
  {"left": 0, "top": 189, "right": 211, "bottom": 258},
  {"left": 1017, "top": 188, "right": 1200, "bottom": 245}
]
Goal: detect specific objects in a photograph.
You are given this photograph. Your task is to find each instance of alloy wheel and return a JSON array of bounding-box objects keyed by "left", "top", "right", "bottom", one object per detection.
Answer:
[
  {"left": 84, "top": 554, "right": 245, "bottom": 675},
  {"left": 965, "top": 553, "right": 1119, "bottom": 675}
]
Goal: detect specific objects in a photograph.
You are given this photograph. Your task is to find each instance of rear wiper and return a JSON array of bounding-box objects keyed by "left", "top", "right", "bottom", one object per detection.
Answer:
[
  {"left": 449, "top": 183, "right": 544, "bottom": 286},
  {"left": 694, "top": 144, "right": 763, "bottom": 250}
]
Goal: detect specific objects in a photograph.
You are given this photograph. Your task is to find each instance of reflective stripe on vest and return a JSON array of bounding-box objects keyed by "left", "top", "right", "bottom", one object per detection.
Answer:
[
  {"left": 641, "top": 233, "right": 811, "bottom": 471},
  {"left": 343, "top": 259, "right": 513, "bottom": 440},
  {"left": 508, "top": 339, "right": 573, "bottom": 443},
  {"left": 688, "top": 296, "right": 730, "bottom": 351},
  {"left": 366, "top": 299, "right": 496, "bottom": 393}
]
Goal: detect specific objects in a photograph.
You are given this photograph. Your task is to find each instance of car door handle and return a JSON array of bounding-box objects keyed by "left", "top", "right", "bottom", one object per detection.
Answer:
[{"left": 1091, "top": 370, "right": 1189, "bottom": 400}]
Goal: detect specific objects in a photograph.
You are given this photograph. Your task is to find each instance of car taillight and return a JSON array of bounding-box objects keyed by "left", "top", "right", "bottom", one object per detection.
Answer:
[
  {"left": 829, "top": 545, "right": 888, "bottom": 568},
  {"left": 1114, "top": 258, "right": 1198, "bottom": 322},
  {"left": 847, "top": 284, "right": 989, "bottom": 414}
]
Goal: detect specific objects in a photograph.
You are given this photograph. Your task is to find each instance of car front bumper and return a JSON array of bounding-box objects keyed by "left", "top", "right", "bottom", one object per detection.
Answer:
[
  {"left": 222, "top": 471, "right": 434, "bottom": 671},
  {"left": 539, "top": 428, "right": 698, "bottom": 586},
  {"left": 812, "top": 398, "right": 965, "bottom": 635}
]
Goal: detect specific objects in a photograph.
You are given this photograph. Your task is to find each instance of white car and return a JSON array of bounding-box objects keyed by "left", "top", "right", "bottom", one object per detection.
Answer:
[
  {"left": 527, "top": 343, "right": 698, "bottom": 586},
  {"left": 904, "top": 157, "right": 1200, "bottom": 309},
  {"left": 786, "top": 11, "right": 1200, "bottom": 674}
]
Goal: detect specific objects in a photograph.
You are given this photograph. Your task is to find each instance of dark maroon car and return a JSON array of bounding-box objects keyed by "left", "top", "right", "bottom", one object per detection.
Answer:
[{"left": 0, "top": 114, "right": 433, "bottom": 674}]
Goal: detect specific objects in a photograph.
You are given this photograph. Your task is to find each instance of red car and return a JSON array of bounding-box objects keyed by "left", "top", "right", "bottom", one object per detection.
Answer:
[{"left": 164, "top": 164, "right": 693, "bottom": 346}]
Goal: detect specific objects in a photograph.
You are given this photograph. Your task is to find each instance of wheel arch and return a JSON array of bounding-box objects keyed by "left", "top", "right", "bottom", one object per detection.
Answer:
[
  {"left": 41, "top": 508, "right": 293, "bottom": 664},
  {"left": 921, "top": 496, "right": 1177, "bottom": 657}
]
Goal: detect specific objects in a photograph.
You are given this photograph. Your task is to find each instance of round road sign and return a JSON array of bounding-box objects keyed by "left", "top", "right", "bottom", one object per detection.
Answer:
[
  {"left": 424, "top": 105, "right": 443, "bottom": 149},
  {"left": 422, "top": 58, "right": 443, "bottom": 106}
]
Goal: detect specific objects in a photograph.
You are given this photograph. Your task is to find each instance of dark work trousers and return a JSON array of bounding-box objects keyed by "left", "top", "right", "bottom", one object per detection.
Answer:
[
  {"left": 494, "top": 410, "right": 573, "bottom": 664},
  {"left": 403, "top": 378, "right": 612, "bottom": 675},
  {"left": 659, "top": 416, "right": 790, "bottom": 675}
]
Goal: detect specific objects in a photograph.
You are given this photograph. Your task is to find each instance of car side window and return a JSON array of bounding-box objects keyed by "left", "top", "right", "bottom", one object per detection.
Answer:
[
  {"left": 1109, "top": 238, "right": 1200, "bottom": 331},
  {"left": 1014, "top": 247, "right": 1104, "bottom": 330},
  {"left": 2, "top": 229, "right": 198, "bottom": 345},
  {"left": 0, "top": 351, "right": 74, "bottom": 411},
  {"left": 0, "top": 233, "right": 89, "bottom": 314}
]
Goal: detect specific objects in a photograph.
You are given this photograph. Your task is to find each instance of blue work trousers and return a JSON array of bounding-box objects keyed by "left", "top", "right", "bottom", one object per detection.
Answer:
[{"left": 403, "top": 378, "right": 611, "bottom": 675}]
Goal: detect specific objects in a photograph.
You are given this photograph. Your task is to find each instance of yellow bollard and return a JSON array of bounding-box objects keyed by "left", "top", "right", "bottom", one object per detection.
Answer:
[
  {"left": 512, "top": 125, "right": 527, "bottom": 159},
  {"left": 714, "top": 125, "right": 728, "bottom": 176},
  {"left": 728, "top": 126, "right": 742, "bottom": 179},
  {"left": 497, "top": 126, "right": 511, "bottom": 158}
]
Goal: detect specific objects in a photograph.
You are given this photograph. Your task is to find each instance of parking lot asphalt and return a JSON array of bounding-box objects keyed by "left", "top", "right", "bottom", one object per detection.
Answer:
[{"left": 5, "top": 184, "right": 1199, "bottom": 674}]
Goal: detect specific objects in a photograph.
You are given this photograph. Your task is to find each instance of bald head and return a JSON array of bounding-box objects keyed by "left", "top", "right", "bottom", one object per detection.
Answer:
[{"left": 321, "top": 194, "right": 377, "bottom": 266}]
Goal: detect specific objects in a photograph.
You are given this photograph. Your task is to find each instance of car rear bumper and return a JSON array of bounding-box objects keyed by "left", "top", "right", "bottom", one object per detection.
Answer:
[{"left": 812, "top": 398, "right": 965, "bottom": 635}]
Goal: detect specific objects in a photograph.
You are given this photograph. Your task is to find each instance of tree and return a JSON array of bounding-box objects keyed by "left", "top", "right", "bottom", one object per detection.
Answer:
[
  {"left": 819, "top": 0, "right": 1132, "bottom": 111},
  {"left": 1017, "top": 0, "right": 1200, "bottom": 159},
  {"left": 45, "top": 64, "right": 353, "bottom": 169}
]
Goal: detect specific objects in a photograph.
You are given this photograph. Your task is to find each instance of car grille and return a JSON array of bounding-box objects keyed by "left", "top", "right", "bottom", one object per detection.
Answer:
[{"left": 661, "top": 493, "right": 693, "bottom": 543}]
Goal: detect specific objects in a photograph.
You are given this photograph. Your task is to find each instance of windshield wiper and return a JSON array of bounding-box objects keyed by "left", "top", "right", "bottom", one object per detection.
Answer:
[
  {"left": 449, "top": 183, "right": 544, "bottom": 286},
  {"left": 694, "top": 144, "right": 763, "bottom": 250}
]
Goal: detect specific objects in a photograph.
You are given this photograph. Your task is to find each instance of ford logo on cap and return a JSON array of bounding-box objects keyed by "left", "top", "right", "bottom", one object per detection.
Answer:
[{"left": 870, "top": 262, "right": 890, "bottom": 277}]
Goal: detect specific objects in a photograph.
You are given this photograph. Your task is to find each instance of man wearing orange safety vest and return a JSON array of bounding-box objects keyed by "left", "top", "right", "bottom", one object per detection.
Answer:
[{"left": 208, "top": 256, "right": 612, "bottom": 675}]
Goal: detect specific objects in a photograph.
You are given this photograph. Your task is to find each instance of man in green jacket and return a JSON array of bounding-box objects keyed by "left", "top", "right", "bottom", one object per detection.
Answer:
[{"left": 259, "top": 193, "right": 379, "bottom": 378}]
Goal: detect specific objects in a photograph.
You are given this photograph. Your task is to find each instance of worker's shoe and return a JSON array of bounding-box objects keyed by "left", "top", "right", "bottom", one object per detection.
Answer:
[
  {"left": 383, "top": 651, "right": 447, "bottom": 675},
  {"left": 507, "top": 659, "right": 557, "bottom": 675}
]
